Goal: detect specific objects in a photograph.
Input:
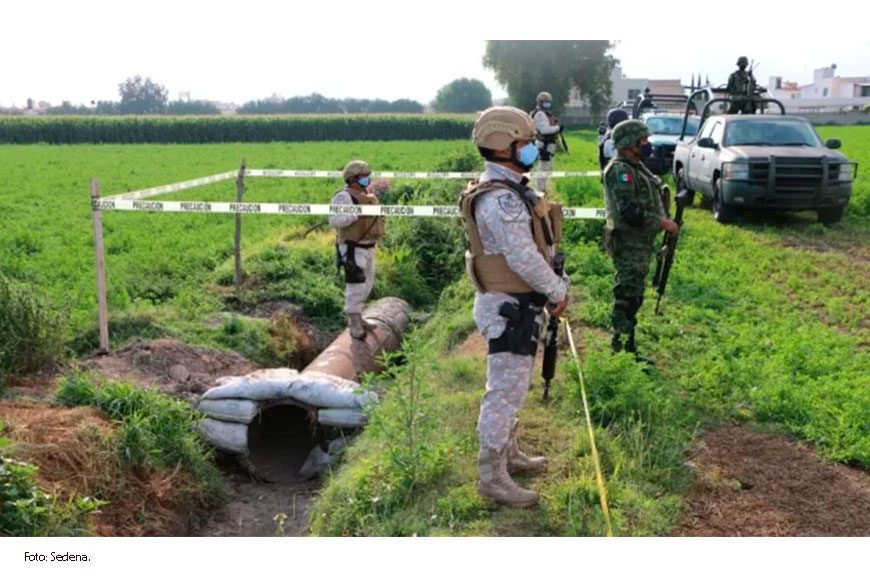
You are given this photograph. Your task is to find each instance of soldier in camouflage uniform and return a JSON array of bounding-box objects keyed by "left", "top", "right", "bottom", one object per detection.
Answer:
[
  {"left": 530, "top": 92, "right": 561, "bottom": 192},
  {"left": 460, "top": 106, "right": 569, "bottom": 507},
  {"left": 603, "top": 120, "right": 679, "bottom": 362},
  {"left": 727, "top": 56, "right": 757, "bottom": 114},
  {"left": 330, "top": 160, "right": 383, "bottom": 340}
]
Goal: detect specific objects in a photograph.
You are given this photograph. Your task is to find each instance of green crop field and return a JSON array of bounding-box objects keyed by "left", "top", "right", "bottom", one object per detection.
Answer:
[{"left": 1, "top": 125, "right": 869, "bottom": 536}]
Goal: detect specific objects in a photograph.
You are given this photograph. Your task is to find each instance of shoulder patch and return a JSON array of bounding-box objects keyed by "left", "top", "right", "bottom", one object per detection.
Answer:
[
  {"left": 496, "top": 193, "right": 526, "bottom": 221},
  {"left": 618, "top": 171, "right": 632, "bottom": 183}
]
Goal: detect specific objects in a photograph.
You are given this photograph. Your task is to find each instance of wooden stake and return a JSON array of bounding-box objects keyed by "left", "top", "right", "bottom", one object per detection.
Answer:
[
  {"left": 90, "top": 179, "right": 109, "bottom": 354},
  {"left": 234, "top": 158, "right": 246, "bottom": 293}
]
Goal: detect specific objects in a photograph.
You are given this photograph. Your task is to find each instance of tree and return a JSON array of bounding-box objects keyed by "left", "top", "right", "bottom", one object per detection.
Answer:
[
  {"left": 483, "top": 41, "right": 617, "bottom": 118},
  {"left": 118, "top": 75, "right": 168, "bottom": 114},
  {"left": 165, "top": 100, "right": 221, "bottom": 115},
  {"left": 432, "top": 78, "right": 492, "bottom": 113}
]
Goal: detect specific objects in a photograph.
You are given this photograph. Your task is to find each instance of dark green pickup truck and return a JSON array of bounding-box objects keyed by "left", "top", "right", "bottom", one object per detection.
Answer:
[{"left": 672, "top": 96, "right": 857, "bottom": 224}]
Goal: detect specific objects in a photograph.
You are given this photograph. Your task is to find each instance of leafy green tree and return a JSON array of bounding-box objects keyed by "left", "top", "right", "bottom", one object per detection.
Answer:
[
  {"left": 483, "top": 41, "right": 617, "bottom": 118},
  {"left": 432, "top": 78, "right": 492, "bottom": 113},
  {"left": 118, "top": 75, "right": 168, "bottom": 114},
  {"left": 165, "top": 100, "right": 221, "bottom": 115}
]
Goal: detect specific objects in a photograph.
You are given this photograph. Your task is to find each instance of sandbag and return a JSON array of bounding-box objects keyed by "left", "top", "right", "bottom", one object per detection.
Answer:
[
  {"left": 288, "top": 371, "right": 376, "bottom": 409},
  {"left": 317, "top": 408, "right": 367, "bottom": 428},
  {"left": 204, "top": 368, "right": 300, "bottom": 400},
  {"left": 197, "top": 418, "right": 248, "bottom": 454},
  {"left": 197, "top": 399, "right": 259, "bottom": 424}
]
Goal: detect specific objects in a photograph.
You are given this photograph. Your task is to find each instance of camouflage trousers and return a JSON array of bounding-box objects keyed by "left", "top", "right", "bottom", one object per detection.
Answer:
[
  {"left": 338, "top": 244, "right": 375, "bottom": 315},
  {"left": 536, "top": 159, "right": 553, "bottom": 192},
  {"left": 478, "top": 352, "right": 535, "bottom": 451},
  {"left": 611, "top": 240, "right": 655, "bottom": 336}
]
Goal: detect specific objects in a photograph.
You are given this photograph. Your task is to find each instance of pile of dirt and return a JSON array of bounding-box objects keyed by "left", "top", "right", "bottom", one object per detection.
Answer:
[
  {"left": 676, "top": 425, "right": 870, "bottom": 536},
  {"left": 0, "top": 401, "right": 204, "bottom": 536},
  {"left": 81, "top": 338, "right": 255, "bottom": 400}
]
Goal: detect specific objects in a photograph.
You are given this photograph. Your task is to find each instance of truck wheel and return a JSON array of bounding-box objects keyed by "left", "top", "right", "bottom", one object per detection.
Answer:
[
  {"left": 817, "top": 207, "right": 844, "bottom": 225},
  {"left": 675, "top": 168, "right": 695, "bottom": 206},
  {"left": 712, "top": 178, "right": 736, "bottom": 224}
]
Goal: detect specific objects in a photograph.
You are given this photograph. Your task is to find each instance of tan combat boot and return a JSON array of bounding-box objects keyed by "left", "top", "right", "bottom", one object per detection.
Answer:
[
  {"left": 347, "top": 314, "right": 366, "bottom": 340},
  {"left": 507, "top": 420, "right": 547, "bottom": 475},
  {"left": 477, "top": 447, "right": 539, "bottom": 508}
]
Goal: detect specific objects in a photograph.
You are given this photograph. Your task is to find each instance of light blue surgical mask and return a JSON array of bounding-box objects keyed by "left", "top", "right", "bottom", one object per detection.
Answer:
[
  {"left": 357, "top": 177, "right": 370, "bottom": 187},
  {"left": 543, "top": 102, "right": 551, "bottom": 109},
  {"left": 517, "top": 143, "right": 539, "bottom": 170}
]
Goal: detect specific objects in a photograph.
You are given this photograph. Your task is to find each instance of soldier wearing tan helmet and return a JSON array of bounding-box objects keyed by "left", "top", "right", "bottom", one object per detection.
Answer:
[
  {"left": 330, "top": 160, "right": 384, "bottom": 339},
  {"left": 459, "top": 106, "right": 569, "bottom": 507},
  {"left": 530, "top": 91, "right": 561, "bottom": 191}
]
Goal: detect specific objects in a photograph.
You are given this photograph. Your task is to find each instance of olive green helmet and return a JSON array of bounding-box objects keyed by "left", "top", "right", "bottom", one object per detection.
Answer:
[
  {"left": 536, "top": 91, "right": 552, "bottom": 105},
  {"left": 737, "top": 56, "right": 749, "bottom": 67},
  {"left": 611, "top": 120, "right": 650, "bottom": 149},
  {"left": 342, "top": 160, "right": 371, "bottom": 181}
]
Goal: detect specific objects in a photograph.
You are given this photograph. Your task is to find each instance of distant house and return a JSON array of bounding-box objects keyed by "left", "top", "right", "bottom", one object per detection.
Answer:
[{"left": 769, "top": 65, "right": 870, "bottom": 112}]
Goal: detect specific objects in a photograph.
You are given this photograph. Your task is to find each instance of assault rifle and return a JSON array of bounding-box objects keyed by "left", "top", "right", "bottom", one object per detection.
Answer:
[
  {"left": 652, "top": 190, "right": 689, "bottom": 315},
  {"left": 558, "top": 127, "right": 570, "bottom": 155},
  {"left": 542, "top": 252, "right": 566, "bottom": 401}
]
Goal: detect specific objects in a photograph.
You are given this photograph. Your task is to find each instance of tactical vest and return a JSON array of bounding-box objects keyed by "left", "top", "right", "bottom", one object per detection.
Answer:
[
  {"left": 603, "top": 157, "right": 663, "bottom": 232},
  {"left": 531, "top": 107, "right": 558, "bottom": 144},
  {"left": 459, "top": 179, "right": 563, "bottom": 294},
  {"left": 336, "top": 187, "right": 385, "bottom": 245}
]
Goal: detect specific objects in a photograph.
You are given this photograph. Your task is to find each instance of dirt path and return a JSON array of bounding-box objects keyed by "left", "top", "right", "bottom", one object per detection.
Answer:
[
  {"left": 676, "top": 425, "right": 870, "bottom": 536},
  {"left": 194, "top": 475, "right": 319, "bottom": 537}
]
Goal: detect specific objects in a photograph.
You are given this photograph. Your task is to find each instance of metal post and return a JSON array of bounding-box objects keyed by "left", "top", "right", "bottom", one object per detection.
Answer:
[
  {"left": 234, "top": 158, "right": 246, "bottom": 293},
  {"left": 90, "top": 179, "right": 109, "bottom": 353}
]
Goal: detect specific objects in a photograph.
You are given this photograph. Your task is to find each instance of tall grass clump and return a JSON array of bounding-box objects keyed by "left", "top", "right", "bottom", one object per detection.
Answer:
[
  {"left": 310, "top": 332, "right": 454, "bottom": 536},
  {"left": 0, "top": 275, "right": 67, "bottom": 380},
  {"left": 53, "top": 372, "right": 224, "bottom": 502},
  {"left": 0, "top": 421, "right": 104, "bottom": 536}
]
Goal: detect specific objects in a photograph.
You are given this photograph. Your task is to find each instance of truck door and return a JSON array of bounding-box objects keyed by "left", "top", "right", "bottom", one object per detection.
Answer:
[
  {"left": 687, "top": 120, "right": 716, "bottom": 190},
  {"left": 699, "top": 121, "right": 725, "bottom": 196}
]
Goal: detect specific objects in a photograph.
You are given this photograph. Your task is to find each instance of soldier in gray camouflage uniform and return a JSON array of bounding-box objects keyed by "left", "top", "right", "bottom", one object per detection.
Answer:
[
  {"left": 460, "top": 106, "right": 569, "bottom": 507},
  {"left": 603, "top": 120, "right": 679, "bottom": 362}
]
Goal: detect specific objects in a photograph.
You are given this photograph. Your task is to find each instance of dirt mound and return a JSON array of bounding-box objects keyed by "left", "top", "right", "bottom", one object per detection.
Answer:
[
  {"left": 0, "top": 401, "right": 203, "bottom": 536},
  {"left": 81, "top": 338, "right": 255, "bottom": 399},
  {"left": 676, "top": 425, "right": 870, "bottom": 536}
]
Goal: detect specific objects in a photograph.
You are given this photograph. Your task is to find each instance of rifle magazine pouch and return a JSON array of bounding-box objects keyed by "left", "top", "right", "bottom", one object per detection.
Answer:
[
  {"left": 342, "top": 244, "right": 366, "bottom": 284},
  {"left": 548, "top": 202, "right": 563, "bottom": 245},
  {"left": 488, "top": 302, "right": 541, "bottom": 357}
]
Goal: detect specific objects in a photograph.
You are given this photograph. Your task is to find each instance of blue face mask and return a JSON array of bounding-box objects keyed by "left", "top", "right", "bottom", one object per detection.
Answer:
[
  {"left": 543, "top": 102, "right": 551, "bottom": 109},
  {"left": 357, "top": 177, "right": 370, "bottom": 187},
  {"left": 517, "top": 143, "right": 539, "bottom": 170}
]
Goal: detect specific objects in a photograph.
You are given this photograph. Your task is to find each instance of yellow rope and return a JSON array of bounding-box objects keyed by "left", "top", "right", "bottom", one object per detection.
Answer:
[{"left": 564, "top": 319, "right": 614, "bottom": 537}]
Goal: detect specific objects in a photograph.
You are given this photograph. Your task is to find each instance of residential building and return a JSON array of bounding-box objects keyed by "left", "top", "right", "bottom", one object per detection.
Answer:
[{"left": 768, "top": 65, "right": 870, "bottom": 112}]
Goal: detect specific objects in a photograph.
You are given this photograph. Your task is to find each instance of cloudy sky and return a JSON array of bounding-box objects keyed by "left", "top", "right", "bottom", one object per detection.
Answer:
[{"left": 2, "top": 0, "right": 868, "bottom": 108}]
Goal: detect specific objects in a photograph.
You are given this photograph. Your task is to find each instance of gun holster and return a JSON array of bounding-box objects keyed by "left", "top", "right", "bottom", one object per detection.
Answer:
[
  {"left": 338, "top": 243, "right": 366, "bottom": 284},
  {"left": 489, "top": 298, "right": 543, "bottom": 357}
]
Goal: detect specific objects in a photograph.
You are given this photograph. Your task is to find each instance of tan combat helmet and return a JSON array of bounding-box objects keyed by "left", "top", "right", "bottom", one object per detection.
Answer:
[
  {"left": 536, "top": 91, "right": 553, "bottom": 105},
  {"left": 342, "top": 160, "right": 371, "bottom": 181},
  {"left": 472, "top": 106, "right": 536, "bottom": 150}
]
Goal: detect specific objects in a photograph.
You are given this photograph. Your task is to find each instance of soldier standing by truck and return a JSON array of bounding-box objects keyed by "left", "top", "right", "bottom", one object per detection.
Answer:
[
  {"left": 330, "top": 160, "right": 384, "bottom": 340},
  {"left": 602, "top": 120, "right": 679, "bottom": 363},
  {"left": 460, "top": 106, "right": 569, "bottom": 507},
  {"left": 727, "top": 56, "right": 757, "bottom": 114},
  {"left": 530, "top": 91, "right": 562, "bottom": 192}
]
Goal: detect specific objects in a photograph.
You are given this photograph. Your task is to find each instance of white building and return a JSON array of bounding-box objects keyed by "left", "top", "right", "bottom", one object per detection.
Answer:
[
  {"left": 569, "top": 66, "right": 683, "bottom": 109},
  {"left": 769, "top": 65, "right": 870, "bottom": 112}
]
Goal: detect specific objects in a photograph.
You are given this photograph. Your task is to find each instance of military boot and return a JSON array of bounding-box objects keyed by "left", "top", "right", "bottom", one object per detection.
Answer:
[
  {"left": 626, "top": 330, "right": 655, "bottom": 366},
  {"left": 507, "top": 420, "right": 547, "bottom": 474},
  {"left": 477, "top": 447, "right": 539, "bottom": 508},
  {"left": 347, "top": 314, "right": 366, "bottom": 340}
]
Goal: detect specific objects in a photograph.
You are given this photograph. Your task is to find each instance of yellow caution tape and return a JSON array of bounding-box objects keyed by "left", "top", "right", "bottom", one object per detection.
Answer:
[{"left": 564, "top": 319, "right": 614, "bottom": 537}]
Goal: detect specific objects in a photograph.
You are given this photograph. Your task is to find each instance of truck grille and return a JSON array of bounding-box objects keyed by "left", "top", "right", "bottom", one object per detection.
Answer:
[{"left": 747, "top": 157, "right": 829, "bottom": 199}]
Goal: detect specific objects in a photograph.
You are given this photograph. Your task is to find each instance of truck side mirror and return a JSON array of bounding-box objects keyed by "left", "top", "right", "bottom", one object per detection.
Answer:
[
  {"left": 825, "top": 138, "right": 841, "bottom": 150},
  {"left": 697, "top": 137, "right": 717, "bottom": 149}
]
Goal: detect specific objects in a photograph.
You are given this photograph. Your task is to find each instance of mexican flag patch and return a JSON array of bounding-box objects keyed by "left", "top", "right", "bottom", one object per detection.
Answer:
[{"left": 618, "top": 171, "right": 632, "bottom": 183}]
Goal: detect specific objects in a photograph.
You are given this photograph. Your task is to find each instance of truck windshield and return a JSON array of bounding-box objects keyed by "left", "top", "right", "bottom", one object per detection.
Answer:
[
  {"left": 646, "top": 116, "right": 700, "bottom": 136},
  {"left": 725, "top": 121, "right": 822, "bottom": 147}
]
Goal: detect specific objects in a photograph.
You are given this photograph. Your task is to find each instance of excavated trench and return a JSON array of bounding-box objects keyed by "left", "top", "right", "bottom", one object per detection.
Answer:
[{"left": 200, "top": 297, "right": 411, "bottom": 483}]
